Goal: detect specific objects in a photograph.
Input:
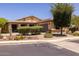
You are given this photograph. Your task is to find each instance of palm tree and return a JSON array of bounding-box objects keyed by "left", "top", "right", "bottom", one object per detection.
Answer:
[{"left": 51, "top": 3, "right": 74, "bottom": 35}]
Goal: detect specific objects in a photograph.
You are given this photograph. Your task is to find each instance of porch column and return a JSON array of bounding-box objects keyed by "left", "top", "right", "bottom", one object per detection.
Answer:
[
  {"left": 48, "top": 22, "right": 52, "bottom": 30},
  {"left": 8, "top": 24, "right": 12, "bottom": 36},
  {"left": 27, "top": 24, "right": 29, "bottom": 26},
  {"left": 50, "top": 22, "right": 52, "bottom": 29},
  {"left": 18, "top": 24, "right": 21, "bottom": 28}
]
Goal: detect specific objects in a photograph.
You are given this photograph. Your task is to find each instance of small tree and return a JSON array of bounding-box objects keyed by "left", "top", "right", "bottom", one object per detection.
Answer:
[
  {"left": 51, "top": 3, "right": 74, "bottom": 35},
  {"left": 71, "top": 15, "right": 79, "bottom": 28},
  {"left": 0, "top": 18, "right": 8, "bottom": 35}
]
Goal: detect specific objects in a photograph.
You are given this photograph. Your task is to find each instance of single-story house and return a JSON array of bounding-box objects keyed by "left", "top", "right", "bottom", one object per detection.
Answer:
[{"left": 3, "top": 16, "right": 53, "bottom": 33}]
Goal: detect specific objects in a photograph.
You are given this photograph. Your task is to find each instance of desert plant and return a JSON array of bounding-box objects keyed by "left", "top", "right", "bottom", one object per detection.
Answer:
[
  {"left": 72, "top": 31, "right": 79, "bottom": 36},
  {"left": 14, "top": 35, "right": 25, "bottom": 40},
  {"left": 44, "top": 32, "right": 53, "bottom": 38},
  {"left": 69, "top": 26, "right": 78, "bottom": 33},
  {"left": 44, "top": 30, "right": 53, "bottom": 38}
]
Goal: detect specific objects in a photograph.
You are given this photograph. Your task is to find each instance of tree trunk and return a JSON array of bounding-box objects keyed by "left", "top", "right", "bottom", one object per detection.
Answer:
[{"left": 60, "top": 27, "right": 63, "bottom": 35}]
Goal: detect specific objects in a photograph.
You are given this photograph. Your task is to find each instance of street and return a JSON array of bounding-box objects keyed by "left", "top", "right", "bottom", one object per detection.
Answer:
[{"left": 0, "top": 42, "right": 78, "bottom": 56}]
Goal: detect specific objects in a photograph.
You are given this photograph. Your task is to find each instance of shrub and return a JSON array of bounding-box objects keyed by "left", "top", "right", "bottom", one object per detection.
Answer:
[
  {"left": 44, "top": 31, "right": 53, "bottom": 38},
  {"left": 72, "top": 31, "right": 79, "bottom": 36},
  {"left": 69, "top": 26, "right": 78, "bottom": 33},
  {"left": 44, "top": 33, "right": 53, "bottom": 38},
  {"left": 31, "top": 26, "right": 43, "bottom": 35},
  {"left": 18, "top": 26, "right": 30, "bottom": 35},
  {"left": 18, "top": 26, "right": 43, "bottom": 35},
  {"left": 14, "top": 35, "right": 25, "bottom": 40}
]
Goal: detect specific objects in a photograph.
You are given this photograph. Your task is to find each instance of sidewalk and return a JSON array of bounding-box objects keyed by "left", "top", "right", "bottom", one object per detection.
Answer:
[
  {"left": 0, "top": 36, "right": 79, "bottom": 45},
  {"left": 51, "top": 41, "right": 79, "bottom": 53}
]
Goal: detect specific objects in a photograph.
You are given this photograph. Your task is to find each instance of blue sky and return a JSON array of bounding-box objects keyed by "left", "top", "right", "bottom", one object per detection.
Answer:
[{"left": 0, "top": 3, "right": 78, "bottom": 21}]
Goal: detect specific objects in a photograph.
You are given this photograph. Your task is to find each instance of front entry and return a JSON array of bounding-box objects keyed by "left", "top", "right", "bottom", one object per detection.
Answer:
[
  {"left": 41, "top": 24, "right": 48, "bottom": 32},
  {"left": 12, "top": 24, "right": 18, "bottom": 32}
]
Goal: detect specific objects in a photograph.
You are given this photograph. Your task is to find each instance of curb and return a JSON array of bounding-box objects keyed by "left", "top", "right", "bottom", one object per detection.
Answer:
[
  {"left": 0, "top": 39, "right": 66, "bottom": 45},
  {"left": 0, "top": 36, "right": 79, "bottom": 45}
]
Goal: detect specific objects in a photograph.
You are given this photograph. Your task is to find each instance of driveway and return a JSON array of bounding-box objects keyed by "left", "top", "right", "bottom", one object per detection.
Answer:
[{"left": 0, "top": 42, "right": 78, "bottom": 56}]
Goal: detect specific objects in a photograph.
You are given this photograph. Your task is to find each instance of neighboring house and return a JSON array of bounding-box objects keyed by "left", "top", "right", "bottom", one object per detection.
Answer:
[{"left": 5, "top": 16, "right": 53, "bottom": 33}]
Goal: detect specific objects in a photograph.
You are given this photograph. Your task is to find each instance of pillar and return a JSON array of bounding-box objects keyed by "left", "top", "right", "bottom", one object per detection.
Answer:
[
  {"left": 48, "top": 22, "right": 52, "bottom": 30},
  {"left": 27, "top": 24, "right": 29, "bottom": 26},
  {"left": 8, "top": 24, "right": 12, "bottom": 36},
  {"left": 18, "top": 24, "right": 21, "bottom": 28}
]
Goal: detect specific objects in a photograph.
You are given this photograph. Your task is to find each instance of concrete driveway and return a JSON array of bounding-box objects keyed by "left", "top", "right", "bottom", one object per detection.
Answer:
[{"left": 0, "top": 42, "right": 78, "bottom": 56}]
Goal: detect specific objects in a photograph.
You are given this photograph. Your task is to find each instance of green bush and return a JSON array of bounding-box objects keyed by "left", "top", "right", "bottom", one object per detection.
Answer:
[
  {"left": 30, "top": 26, "right": 43, "bottom": 35},
  {"left": 18, "top": 26, "right": 30, "bottom": 35},
  {"left": 18, "top": 26, "right": 43, "bottom": 35},
  {"left": 72, "top": 31, "right": 79, "bottom": 36},
  {"left": 14, "top": 35, "right": 25, "bottom": 40}
]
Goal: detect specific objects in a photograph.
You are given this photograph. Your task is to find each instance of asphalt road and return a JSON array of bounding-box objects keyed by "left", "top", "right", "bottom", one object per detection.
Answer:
[{"left": 0, "top": 42, "right": 78, "bottom": 56}]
